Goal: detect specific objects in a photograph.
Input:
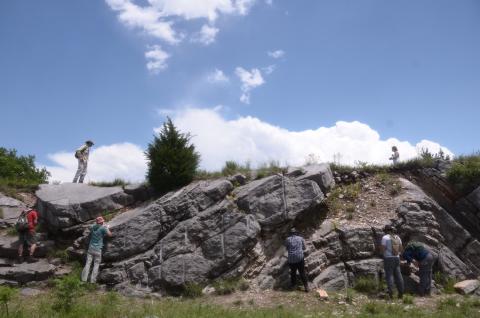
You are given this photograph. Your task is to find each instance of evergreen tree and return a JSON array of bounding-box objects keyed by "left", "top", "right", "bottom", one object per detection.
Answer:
[{"left": 146, "top": 117, "right": 200, "bottom": 193}]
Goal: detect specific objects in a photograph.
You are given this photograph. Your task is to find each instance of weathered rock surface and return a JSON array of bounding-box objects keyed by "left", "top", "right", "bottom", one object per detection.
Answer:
[
  {"left": 36, "top": 183, "right": 135, "bottom": 230},
  {"left": 454, "top": 280, "right": 480, "bottom": 295},
  {"left": 467, "top": 186, "right": 480, "bottom": 211},
  {"left": 234, "top": 175, "right": 324, "bottom": 229},
  {"left": 0, "top": 235, "right": 55, "bottom": 259},
  {"left": 288, "top": 164, "right": 335, "bottom": 193},
  {"left": 0, "top": 259, "right": 55, "bottom": 284}
]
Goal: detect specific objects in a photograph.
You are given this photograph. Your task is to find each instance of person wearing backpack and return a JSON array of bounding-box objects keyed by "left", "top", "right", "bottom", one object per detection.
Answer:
[
  {"left": 16, "top": 206, "right": 39, "bottom": 264},
  {"left": 380, "top": 224, "right": 404, "bottom": 299},
  {"left": 81, "top": 216, "right": 112, "bottom": 283},
  {"left": 73, "top": 140, "right": 94, "bottom": 183},
  {"left": 402, "top": 242, "right": 435, "bottom": 296}
]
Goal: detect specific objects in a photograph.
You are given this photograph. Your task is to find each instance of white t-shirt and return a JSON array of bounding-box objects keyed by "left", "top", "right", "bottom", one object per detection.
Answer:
[{"left": 381, "top": 234, "right": 402, "bottom": 258}]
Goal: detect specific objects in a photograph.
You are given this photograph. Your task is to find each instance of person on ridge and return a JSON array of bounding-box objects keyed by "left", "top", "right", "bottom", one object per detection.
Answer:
[
  {"left": 389, "top": 146, "right": 400, "bottom": 165},
  {"left": 16, "top": 205, "right": 39, "bottom": 264},
  {"left": 285, "top": 228, "right": 309, "bottom": 292},
  {"left": 402, "top": 242, "right": 436, "bottom": 296},
  {"left": 73, "top": 140, "right": 94, "bottom": 183},
  {"left": 380, "top": 225, "right": 404, "bottom": 299},
  {"left": 81, "top": 216, "right": 112, "bottom": 283}
]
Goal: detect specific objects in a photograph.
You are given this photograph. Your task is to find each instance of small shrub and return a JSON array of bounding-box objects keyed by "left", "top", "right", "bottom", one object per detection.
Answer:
[
  {"left": 402, "top": 294, "right": 414, "bottom": 304},
  {"left": 182, "top": 282, "right": 203, "bottom": 298},
  {"left": 0, "top": 286, "right": 17, "bottom": 317},
  {"left": 353, "top": 276, "right": 381, "bottom": 294},
  {"left": 389, "top": 183, "right": 402, "bottom": 196},
  {"left": 89, "top": 178, "right": 129, "bottom": 187},
  {"left": 344, "top": 183, "right": 361, "bottom": 200},
  {"left": 52, "top": 272, "right": 85, "bottom": 312},
  {"left": 434, "top": 272, "right": 456, "bottom": 294},
  {"left": 146, "top": 117, "right": 200, "bottom": 194}
]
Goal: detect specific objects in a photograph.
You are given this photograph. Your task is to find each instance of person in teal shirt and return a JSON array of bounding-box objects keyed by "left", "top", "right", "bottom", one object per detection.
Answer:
[{"left": 81, "top": 216, "right": 112, "bottom": 283}]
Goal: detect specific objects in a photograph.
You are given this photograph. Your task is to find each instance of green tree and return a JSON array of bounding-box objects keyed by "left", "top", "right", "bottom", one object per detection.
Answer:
[
  {"left": 146, "top": 117, "right": 200, "bottom": 193},
  {"left": 0, "top": 286, "right": 17, "bottom": 317}
]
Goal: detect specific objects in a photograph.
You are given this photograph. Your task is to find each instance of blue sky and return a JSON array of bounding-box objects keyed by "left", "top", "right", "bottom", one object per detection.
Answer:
[{"left": 1, "top": 0, "right": 479, "bottom": 181}]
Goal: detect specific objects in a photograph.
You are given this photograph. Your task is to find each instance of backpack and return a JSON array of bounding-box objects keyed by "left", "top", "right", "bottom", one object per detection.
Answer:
[
  {"left": 390, "top": 234, "right": 402, "bottom": 256},
  {"left": 74, "top": 150, "right": 81, "bottom": 159},
  {"left": 15, "top": 210, "right": 30, "bottom": 232}
]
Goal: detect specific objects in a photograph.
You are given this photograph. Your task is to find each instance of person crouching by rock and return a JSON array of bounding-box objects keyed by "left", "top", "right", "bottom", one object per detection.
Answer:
[
  {"left": 380, "top": 225, "right": 404, "bottom": 299},
  {"left": 16, "top": 206, "right": 39, "bottom": 264},
  {"left": 285, "top": 228, "right": 309, "bottom": 292},
  {"left": 81, "top": 216, "right": 112, "bottom": 283},
  {"left": 402, "top": 242, "right": 436, "bottom": 296}
]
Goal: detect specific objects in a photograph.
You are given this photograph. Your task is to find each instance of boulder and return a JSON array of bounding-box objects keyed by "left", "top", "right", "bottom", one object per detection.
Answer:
[
  {"left": 467, "top": 186, "right": 480, "bottom": 211},
  {"left": 339, "top": 227, "right": 376, "bottom": 260},
  {"left": 234, "top": 175, "right": 324, "bottom": 229},
  {"left": 286, "top": 164, "right": 335, "bottom": 193},
  {"left": 454, "top": 280, "right": 480, "bottom": 295},
  {"left": 312, "top": 263, "right": 348, "bottom": 291},
  {"left": 124, "top": 183, "right": 155, "bottom": 202},
  {"left": 102, "top": 179, "right": 233, "bottom": 261},
  {"left": 437, "top": 245, "right": 473, "bottom": 280},
  {"left": 345, "top": 258, "right": 384, "bottom": 281},
  {"left": 36, "top": 183, "right": 135, "bottom": 230},
  {"left": 0, "top": 193, "right": 26, "bottom": 227},
  {"left": 228, "top": 174, "right": 247, "bottom": 186},
  {"left": 0, "top": 259, "right": 55, "bottom": 283}
]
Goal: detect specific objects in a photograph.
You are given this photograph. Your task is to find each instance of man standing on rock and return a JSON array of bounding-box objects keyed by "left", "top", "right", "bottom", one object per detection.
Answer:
[
  {"left": 403, "top": 242, "right": 435, "bottom": 296},
  {"left": 285, "top": 228, "right": 309, "bottom": 292},
  {"left": 16, "top": 206, "right": 39, "bottom": 264},
  {"left": 73, "top": 140, "right": 94, "bottom": 183},
  {"left": 380, "top": 225, "right": 404, "bottom": 299},
  {"left": 81, "top": 216, "right": 112, "bottom": 283}
]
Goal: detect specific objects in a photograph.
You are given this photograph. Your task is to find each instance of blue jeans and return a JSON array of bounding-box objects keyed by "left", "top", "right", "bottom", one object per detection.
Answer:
[
  {"left": 384, "top": 256, "right": 404, "bottom": 296},
  {"left": 418, "top": 253, "right": 434, "bottom": 296}
]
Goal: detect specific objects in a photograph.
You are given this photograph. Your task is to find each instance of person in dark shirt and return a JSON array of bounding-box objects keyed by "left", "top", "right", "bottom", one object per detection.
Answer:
[
  {"left": 284, "top": 228, "right": 309, "bottom": 292},
  {"left": 402, "top": 242, "right": 435, "bottom": 296}
]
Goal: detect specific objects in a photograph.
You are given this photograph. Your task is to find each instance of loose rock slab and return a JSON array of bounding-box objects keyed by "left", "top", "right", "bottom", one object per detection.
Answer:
[
  {"left": 0, "top": 193, "right": 26, "bottom": 227},
  {"left": 0, "top": 259, "right": 56, "bottom": 284},
  {"left": 454, "top": 280, "right": 480, "bottom": 295},
  {"left": 36, "top": 183, "right": 135, "bottom": 230}
]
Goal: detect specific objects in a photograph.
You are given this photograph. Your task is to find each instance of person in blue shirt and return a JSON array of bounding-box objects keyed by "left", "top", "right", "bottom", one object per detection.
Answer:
[
  {"left": 81, "top": 216, "right": 112, "bottom": 283},
  {"left": 285, "top": 228, "right": 309, "bottom": 292},
  {"left": 402, "top": 242, "right": 435, "bottom": 296}
]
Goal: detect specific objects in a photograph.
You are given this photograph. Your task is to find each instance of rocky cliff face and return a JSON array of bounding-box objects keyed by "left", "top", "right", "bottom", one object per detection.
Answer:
[{"left": 2, "top": 162, "right": 480, "bottom": 297}]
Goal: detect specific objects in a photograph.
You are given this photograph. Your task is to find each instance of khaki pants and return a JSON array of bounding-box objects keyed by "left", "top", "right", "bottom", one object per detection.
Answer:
[
  {"left": 73, "top": 160, "right": 88, "bottom": 183},
  {"left": 81, "top": 249, "right": 101, "bottom": 283}
]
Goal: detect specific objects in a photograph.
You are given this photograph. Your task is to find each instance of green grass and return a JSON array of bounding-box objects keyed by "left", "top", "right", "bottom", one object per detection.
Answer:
[
  {"left": 212, "top": 277, "right": 249, "bottom": 295},
  {"left": 447, "top": 153, "right": 480, "bottom": 195},
  {"left": 182, "top": 282, "right": 203, "bottom": 298},
  {"left": 353, "top": 276, "right": 383, "bottom": 295},
  {"left": 89, "top": 178, "right": 130, "bottom": 187}
]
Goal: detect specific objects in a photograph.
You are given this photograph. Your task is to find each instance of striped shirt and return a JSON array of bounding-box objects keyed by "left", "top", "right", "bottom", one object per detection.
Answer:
[{"left": 285, "top": 234, "right": 306, "bottom": 264}]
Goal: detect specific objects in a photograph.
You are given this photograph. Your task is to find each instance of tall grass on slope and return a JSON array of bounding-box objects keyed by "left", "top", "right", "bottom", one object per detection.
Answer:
[{"left": 447, "top": 153, "right": 480, "bottom": 195}]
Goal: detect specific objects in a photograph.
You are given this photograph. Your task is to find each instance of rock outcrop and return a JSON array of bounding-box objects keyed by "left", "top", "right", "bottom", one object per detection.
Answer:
[{"left": 0, "top": 193, "right": 26, "bottom": 228}]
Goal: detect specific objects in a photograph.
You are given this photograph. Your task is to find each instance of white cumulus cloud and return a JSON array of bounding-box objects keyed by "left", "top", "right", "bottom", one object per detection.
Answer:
[
  {"left": 45, "top": 143, "right": 147, "bottom": 183},
  {"left": 268, "top": 49, "right": 285, "bottom": 59},
  {"left": 164, "top": 107, "right": 454, "bottom": 170},
  {"left": 192, "top": 24, "right": 219, "bottom": 45},
  {"left": 207, "top": 68, "right": 229, "bottom": 83},
  {"left": 235, "top": 67, "right": 265, "bottom": 104},
  {"left": 145, "top": 45, "right": 169, "bottom": 73}
]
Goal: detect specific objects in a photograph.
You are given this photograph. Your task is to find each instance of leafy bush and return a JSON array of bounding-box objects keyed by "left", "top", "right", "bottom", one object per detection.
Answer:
[
  {"left": 0, "top": 147, "right": 50, "bottom": 194},
  {"left": 182, "top": 282, "right": 203, "bottom": 298},
  {"left": 0, "top": 286, "right": 17, "bottom": 317},
  {"left": 146, "top": 117, "right": 200, "bottom": 194},
  {"left": 434, "top": 272, "right": 457, "bottom": 294},
  {"left": 255, "top": 161, "right": 283, "bottom": 179},
  {"left": 52, "top": 271, "right": 85, "bottom": 312},
  {"left": 89, "top": 178, "right": 129, "bottom": 187},
  {"left": 447, "top": 153, "right": 480, "bottom": 195},
  {"left": 403, "top": 294, "right": 414, "bottom": 304}
]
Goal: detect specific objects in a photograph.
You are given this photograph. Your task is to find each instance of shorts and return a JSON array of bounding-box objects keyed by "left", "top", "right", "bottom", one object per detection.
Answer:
[{"left": 18, "top": 230, "right": 37, "bottom": 246}]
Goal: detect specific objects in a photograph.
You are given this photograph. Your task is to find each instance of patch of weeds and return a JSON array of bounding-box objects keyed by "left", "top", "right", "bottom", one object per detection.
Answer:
[
  {"left": 437, "top": 297, "right": 458, "bottom": 310},
  {"left": 47, "top": 248, "right": 70, "bottom": 263},
  {"left": 389, "top": 183, "right": 402, "bottom": 196},
  {"left": 232, "top": 299, "right": 243, "bottom": 306},
  {"left": 345, "top": 288, "right": 354, "bottom": 303},
  {"left": 89, "top": 178, "right": 129, "bottom": 187},
  {"left": 255, "top": 161, "right": 283, "bottom": 180},
  {"left": 52, "top": 272, "right": 85, "bottom": 312},
  {"left": 447, "top": 153, "right": 480, "bottom": 195},
  {"left": 353, "top": 276, "right": 381, "bottom": 294},
  {"left": 362, "top": 301, "right": 382, "bottom": 315},
  {"left": 0, "top": 285, "right": 17, "bottom": 317},
  {"left": 434, "top": 272, "right": 457, "bottom": 294},
  {"left": 213, "top": 277, "right": 249, "bottom": 295},
  {"left": 182, "top": 282, "right": 203, "bottom": 298},
  {"left": 402, "top": 294, "right": 414, "bottom": 304},
  {"left": 343, "top": 182, "right": 361, "bottom": 200}
]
